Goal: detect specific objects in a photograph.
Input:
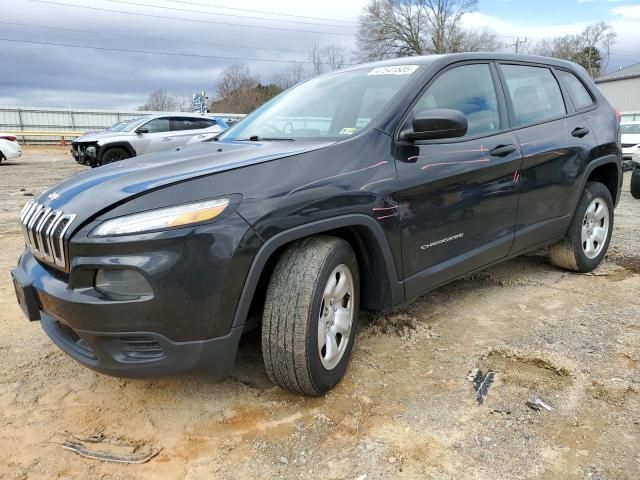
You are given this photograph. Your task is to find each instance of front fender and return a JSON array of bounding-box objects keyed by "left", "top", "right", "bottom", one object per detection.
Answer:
[{"left": 231, "top": 214, "right": 404, "bottom": 328}]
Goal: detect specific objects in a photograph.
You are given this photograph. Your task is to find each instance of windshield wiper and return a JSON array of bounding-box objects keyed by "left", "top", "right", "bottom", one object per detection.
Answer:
[{"left": 234, "top": 135, "right": 295, "bottom": 142}]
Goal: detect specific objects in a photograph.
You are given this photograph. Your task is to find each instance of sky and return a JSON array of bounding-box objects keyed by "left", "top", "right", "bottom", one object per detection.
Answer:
[{"left": 1, "top": 0, "right": 640, "bottom": 110}]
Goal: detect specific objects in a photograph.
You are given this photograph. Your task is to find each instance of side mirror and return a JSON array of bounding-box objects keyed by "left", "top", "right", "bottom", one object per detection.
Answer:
[
  {"left": 135, "top": 127, "right": 149, "bottom": 134},
  {"left": 401, "top": 109, "right": 468, "bottom": 141}
]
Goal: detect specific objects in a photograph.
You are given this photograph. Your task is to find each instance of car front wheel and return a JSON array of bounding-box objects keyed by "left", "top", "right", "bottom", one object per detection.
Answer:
[
  {"left": 549, "top": 181, "right": 613, "bottom": 272},
  {"left": 100, "top": 147, "right": 130, "bottom": 166},
  {"left": 261, "top": 236, "right": 360, "bottom": 395}
]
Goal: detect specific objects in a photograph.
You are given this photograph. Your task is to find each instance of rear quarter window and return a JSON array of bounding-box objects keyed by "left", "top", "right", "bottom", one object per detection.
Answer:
[
  {"left": 500, "top": 64, "right": 566, "bottom": 127},
  {"left": 557, "top": 70, "right": 595, "bottom": 110}
]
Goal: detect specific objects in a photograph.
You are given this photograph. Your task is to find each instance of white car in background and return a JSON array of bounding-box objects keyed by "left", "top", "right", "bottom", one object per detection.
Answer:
[
  {"left": 71, "top": 114, "right": 229, "bottom": 167},
  {"left": 0, "top": 134, "right": 22, "bottom": 163},
  {"left": 621, "top": 121, "right": 640, "bottom": 170}
]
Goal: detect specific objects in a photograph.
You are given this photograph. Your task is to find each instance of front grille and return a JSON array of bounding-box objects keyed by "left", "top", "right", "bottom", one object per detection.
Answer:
[
  {"left": 20, "top": 200, "right": 76, "bottom": 270},
  {"left": 622, "top": 143, "right": 638, "bottom": 149}
]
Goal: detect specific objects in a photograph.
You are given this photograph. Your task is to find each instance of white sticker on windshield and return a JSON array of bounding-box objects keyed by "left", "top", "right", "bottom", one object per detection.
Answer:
[{"left": 368, "top": 65, "right": 420, "bottom": 76}]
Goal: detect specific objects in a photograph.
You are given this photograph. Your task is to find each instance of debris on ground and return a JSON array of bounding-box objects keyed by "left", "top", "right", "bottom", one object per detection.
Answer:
[
  {"left": 471, "top": 369, "right": 495, "bottom": 405},
  {"left": 62, "top": 432, "right": 160, "bottom": 464},
  {"left": 525, "top": 398, "right": 554, "bottom": 412}
]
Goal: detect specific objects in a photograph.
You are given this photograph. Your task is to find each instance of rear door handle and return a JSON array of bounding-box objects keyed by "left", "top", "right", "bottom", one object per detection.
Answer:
[
  {"left": 489, "top": 144, "right": 517, "bottom": 157},
  {"left": 571, "top": 127, "right": 590, "bottom": 138},
  {"left": 161, "top": 137, "right": 173, "bottom": 141}
]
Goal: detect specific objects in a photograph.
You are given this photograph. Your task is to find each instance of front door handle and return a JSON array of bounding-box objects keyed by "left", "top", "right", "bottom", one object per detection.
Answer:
[
  {"left": 161, "top": 137, "right": 173, "bottom": 141},
  {"left": 489, "top": 144, "right": 517, "bottom": 157},
  {"left": 571, "top": 127, "right": 590, "bottom": 138}
]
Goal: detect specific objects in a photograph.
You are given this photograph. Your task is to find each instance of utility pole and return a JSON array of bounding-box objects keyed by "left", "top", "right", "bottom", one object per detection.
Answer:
[{"left": 506, "top": 37, "right": 528, "bottom": 54}]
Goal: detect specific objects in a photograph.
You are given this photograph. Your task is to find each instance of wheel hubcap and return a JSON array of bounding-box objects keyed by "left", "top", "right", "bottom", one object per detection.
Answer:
[
  {"left": 581, "top": 197, "right": 609, "bottom": 260},
  {"left": 318, "top": 264, "right": 354, "bottom": 370}
]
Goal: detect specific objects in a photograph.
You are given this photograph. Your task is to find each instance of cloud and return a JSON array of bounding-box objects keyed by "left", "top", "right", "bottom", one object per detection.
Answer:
[{"left": 612, "top": 5, "right": 640, "bottom": 19}]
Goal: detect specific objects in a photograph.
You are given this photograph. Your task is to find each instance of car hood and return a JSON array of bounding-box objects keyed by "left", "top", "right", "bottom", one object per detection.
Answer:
[
  {"left": 74, "top": 131, "right": 133, "bottom": 143},
  {"left": 37, "top": 139, "right": 335, "bottom": 225}
]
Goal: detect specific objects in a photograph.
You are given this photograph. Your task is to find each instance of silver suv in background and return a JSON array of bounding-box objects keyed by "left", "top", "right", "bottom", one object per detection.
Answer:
[{"left": 71, "top": 114, "right": 228, "bottom": 167}]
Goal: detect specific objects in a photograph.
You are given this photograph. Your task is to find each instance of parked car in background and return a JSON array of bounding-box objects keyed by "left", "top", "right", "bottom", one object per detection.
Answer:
[
  {"left": 621, "top": 121, "right": 640, "bottom": 171},
  {"left": 0, "top": 134, "right": 22, "bottom": 163},
  {"left": 71, "top": 114, "right": 227, "bottom": 167},
  {"left": 631, "top": 149, "right": 640, "bottom": 198},
  {"left": 13, "top": 53, "right": 621, "bottom": 395}
]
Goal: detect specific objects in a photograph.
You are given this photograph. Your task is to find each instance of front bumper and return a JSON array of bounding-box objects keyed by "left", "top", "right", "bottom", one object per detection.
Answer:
[{"left": 11, "top": 213, "right": 261, "bottom": 378}]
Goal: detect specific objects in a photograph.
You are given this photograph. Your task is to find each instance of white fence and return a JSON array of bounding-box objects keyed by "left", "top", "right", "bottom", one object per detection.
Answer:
[{"left": 0, "top": 106, "right": 245, "bottom": 143}]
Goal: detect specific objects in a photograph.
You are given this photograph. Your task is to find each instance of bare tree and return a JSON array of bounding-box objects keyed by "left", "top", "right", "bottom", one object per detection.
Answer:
[
  {"left": 173, "top": 94, "right": 192, "bottom": 112},
  {"left": 138, "top": 88, "right": 177, "bottom": 111},
  {"left": 357, "top": 0, "right": 498, "bottom": 61},
  {"left": 210, "top": 64, "right": 282, "bottom": 113},
  {"left": 323, "top": 44, "right": 346, "bottom": 71},
  {"left": 308, "top": 41, "right": 325, "bottom": 76},
  {"left": 273, "top": 63, "right": 306, "bottom": 90},
  {"left": 535, "top": 22, "right": 616, "bottom": 77}
]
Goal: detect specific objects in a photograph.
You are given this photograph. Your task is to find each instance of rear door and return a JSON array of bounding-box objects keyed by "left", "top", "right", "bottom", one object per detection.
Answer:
[
  {"left": 393, "top": 62, "right": 522, "bottom": 296},
  {"left": 168, "top": 117, "right": 217, "bottom": 147},
  {"left": 497, "top": 63, "right": 597, "bottom": 253}
]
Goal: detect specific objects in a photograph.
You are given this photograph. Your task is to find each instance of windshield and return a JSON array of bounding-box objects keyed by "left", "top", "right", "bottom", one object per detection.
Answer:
[
  {"left": 219, "top": 65, "right": 422, "bottom": 141},
  {"left": 111, "top": 116, "right": 149, "bottom": 132},
  {"left": 621, "top": 123, "right": 640, "bottom": 135}
]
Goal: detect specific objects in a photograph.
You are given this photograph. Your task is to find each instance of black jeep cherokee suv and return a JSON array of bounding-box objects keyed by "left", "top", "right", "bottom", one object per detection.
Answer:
[{"left": 12, "top": 54, "right": 622, "bottom": 395}]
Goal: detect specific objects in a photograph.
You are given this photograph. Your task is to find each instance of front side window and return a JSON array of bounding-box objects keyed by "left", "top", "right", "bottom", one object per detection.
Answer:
[
  {"left": 143, "top": 118, "right": 170, "bottom": 133},
  {"left": 500, "top": 65, "right": 566, "bottom": 126},
  {"left": 557, "top": 70, "right": 594, "bottom": 110},
  {"left": 220, "top": 65, "right": 422, "bottom": 141},
  {"left": 410, "top": 64, "right": 500, "bottom": 137}
]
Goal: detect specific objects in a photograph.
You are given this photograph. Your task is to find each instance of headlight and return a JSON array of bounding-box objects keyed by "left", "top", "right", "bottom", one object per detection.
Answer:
[
  {"left": 86, "top": 146, "right": 97, "bottom": 157},
  {"left": 91, "top": 198, "right": 231, "bottom": 236}
]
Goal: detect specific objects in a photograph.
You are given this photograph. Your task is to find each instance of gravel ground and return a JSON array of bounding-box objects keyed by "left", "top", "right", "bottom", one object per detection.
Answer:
[{"left": 0, "top": 146, "right": 638, "bottom": 479}]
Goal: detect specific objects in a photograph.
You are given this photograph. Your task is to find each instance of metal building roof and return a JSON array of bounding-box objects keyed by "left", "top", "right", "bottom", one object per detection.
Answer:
[{"left": 595, "top": 63, "right": 640, "bottom": 84}]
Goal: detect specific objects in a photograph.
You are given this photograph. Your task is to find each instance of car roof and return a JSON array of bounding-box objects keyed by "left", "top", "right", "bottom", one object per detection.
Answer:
[
  {"left": 144, "top": 113, "right": 213, "bottom": 120},
  {"left": 341, "top": 52, "right": 579, "bottom": 72}
]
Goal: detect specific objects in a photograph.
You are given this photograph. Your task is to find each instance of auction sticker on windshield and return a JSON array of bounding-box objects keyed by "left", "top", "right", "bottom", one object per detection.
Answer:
[{"left": 368, "top": 65, "right": 420, "bottom": 76}]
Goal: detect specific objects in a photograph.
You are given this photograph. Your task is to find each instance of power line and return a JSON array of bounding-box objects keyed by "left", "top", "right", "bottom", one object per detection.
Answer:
[
  {"left": 108, "top": 0, "right": 356, "bottom": 29},
  {"left": 0, "top": 20, "right": 309, "bottom": 55},
  {"left": 0, "top": 37, "right": 312, "bottom": 63},
  {"left": 29, "top": 0, "right": 356, "bottom": 37},
  {"left": 165, "top": 0, "right": 358, "bottom": 24}
]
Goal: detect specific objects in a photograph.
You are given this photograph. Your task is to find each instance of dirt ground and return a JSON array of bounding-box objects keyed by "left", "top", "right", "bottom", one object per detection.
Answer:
[{"left": 0, "top": 146, "right": 638, "bottom": 480}]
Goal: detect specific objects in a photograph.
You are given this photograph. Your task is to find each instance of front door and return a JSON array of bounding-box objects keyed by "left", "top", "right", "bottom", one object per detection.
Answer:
[
  {"left": 132, "top": 117, "right": 173, "bottom": 155},
  {"left": 393, "top": 63, "right": 521, "bottom": 297}
]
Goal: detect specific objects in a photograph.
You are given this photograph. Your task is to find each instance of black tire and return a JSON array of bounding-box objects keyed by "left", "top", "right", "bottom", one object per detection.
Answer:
[
  {"left": 262, "top": 236, "right": 360, "bottom": 395},
  {"left": 100, "top": 147, "right": 130, "bottom": 166},
  {"left": 631, "top": 169, "right": 640, "bottom": 199},
  {"left": 549, "top": 181, "right": 614, "bottom": 272}
]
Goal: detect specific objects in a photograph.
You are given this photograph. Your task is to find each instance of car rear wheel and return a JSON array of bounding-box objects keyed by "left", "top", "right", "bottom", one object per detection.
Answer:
[
  {"left": 101, "top": 147, "right": 130, "bottom": 166},
  {"left": 261, "top": 236, "right": 360, "bottom": 395},
  {"left": 631, "top": 169, "right": 640, "bottom": 199},
  {"left": 549, "top": 181, "right": 613, "bottom": 273}
]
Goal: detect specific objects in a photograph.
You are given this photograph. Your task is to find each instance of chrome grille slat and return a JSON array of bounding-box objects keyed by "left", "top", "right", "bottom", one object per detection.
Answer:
[{"left": 19, "top": 200, "right": 75, "bottom": 271}]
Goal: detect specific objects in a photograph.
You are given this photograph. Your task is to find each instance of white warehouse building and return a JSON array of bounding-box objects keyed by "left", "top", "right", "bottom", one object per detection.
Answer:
[{"left": 595, "top": 63, "right": 640, "bottom": 122}]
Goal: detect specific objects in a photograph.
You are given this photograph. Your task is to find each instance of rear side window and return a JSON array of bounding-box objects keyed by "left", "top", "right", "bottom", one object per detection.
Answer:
[
  {"left": 557, "top": 70, "right": 594, "bottom": 110},
  {"left": 171, "top": 117, "right": 215, "bottom": 131},
  {"left": 500, "top": 65, "right": 566, "bottom": 126},
  {"left": 411, "top": 63, "right": 500, "bottom": 137}
]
